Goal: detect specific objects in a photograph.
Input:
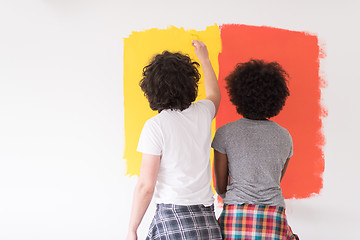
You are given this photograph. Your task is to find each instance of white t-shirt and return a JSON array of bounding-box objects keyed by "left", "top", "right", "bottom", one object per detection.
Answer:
[{"left": 137, "top": 99, "right": 215, "bottom": 206}]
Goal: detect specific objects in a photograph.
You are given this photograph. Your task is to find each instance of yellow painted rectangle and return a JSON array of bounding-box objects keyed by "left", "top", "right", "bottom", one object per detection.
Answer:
[{"left": 123, "top": 25, "right": 221, "bottom": 177}]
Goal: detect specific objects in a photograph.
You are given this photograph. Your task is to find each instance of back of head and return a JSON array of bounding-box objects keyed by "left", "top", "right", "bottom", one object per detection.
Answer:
[
  {"left": 226, "top": 59, "right": 290, "bottom": 120},
  {"left": 140, "top": 51, "right": 200, "bottom": 112}
]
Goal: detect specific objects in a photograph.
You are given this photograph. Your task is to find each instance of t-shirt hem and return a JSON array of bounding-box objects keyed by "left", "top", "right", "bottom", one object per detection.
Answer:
[
  {"left": 155, "top": 200, "right": 214, "bottom": 207},
  {"left": 211, "top": 145, "right": 226, "bottom": 154},
  {"left": 136, "top": 149, "right": 162, "bottom": 156}
]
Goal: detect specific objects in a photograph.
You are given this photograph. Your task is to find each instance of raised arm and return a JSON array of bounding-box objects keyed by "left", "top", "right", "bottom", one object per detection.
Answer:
[{"left": 192, "top": 40, "right": 221, "bottom": 117}]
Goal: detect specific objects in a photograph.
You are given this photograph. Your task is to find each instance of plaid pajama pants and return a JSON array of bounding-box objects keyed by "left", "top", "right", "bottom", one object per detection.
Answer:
[
  {"left": 146, "top": 204, "right": 222, "bottom": 240},
  {"left": 219, "top": 204, "right": 299, "bottom": 240}
]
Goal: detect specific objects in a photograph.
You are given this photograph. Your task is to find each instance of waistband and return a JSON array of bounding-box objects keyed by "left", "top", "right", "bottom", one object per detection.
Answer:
[
  {"left": 157, "top": 203, "right": 215, "bottom": 212},
  {"left": 223, "top": 203, "right": 285, "bottom": 212}
]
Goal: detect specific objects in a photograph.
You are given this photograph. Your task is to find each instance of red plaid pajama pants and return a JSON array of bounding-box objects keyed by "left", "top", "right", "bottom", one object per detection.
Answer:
[{"left": 219, "top": 204, "right": 299, "bottom": 240}]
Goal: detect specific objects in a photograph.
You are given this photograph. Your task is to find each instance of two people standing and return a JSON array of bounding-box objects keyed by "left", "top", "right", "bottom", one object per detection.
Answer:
[{"left": 126, "top": 40, "right": 298, "bottom": 239}]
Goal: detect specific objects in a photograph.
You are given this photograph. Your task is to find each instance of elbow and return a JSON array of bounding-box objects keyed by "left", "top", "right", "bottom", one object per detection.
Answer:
[{"left": 136, "top": 182, "right": 155, "bottom": 197}]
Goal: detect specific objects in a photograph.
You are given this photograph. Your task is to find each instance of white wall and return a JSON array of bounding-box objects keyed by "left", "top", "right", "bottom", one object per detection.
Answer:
[{"left": 1, "top": 1, "right": 359, "bottom": 239}]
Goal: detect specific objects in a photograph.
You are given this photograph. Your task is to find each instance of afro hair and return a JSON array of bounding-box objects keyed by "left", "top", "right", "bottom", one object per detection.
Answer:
[{"left": 225, "top": 59, "right": 290, "bottom": 120}]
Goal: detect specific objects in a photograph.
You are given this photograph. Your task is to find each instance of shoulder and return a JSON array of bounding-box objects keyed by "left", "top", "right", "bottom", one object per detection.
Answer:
[
  {"left": 218, "top": 119, "right": 242, "bottom": 131},
  {"left": 144, "top": 114, "right": 159, "bottom": 124},
  {"left": 214, "top": 120, "right": 240, "bottom": 139},
  {"left": 271, "top": 121, "right": 290, "bottom": 133},
  {"left": 142, "top": 116, "right": 162, "bottom": 132},
  {"left": 192, "top": 99, "right": 215, "bottom": 118},
  {"left": 270, "top": 121, "right": 293, "bottom": 140},
  {"left": 215, "top": 123, "right": 229, "bottom": 134},
  {"left": 193, "top": 99, "right": 215, "bottom": 110},
  {"left": 212, "top": 120, "right": 240, "bottom": 153}
]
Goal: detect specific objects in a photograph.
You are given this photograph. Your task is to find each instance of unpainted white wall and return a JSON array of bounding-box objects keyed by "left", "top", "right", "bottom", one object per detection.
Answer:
[{"left": 1, "top": 1, "right": 359, "bottom": 239}]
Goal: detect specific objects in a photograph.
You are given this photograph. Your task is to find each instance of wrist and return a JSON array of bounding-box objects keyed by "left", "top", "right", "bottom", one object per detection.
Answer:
[
  {"left": 128, "top": 223, "right": 138, "bottom": 233},
  {"left": 200, "top": 58, "right": 212, "bottom": 68}
]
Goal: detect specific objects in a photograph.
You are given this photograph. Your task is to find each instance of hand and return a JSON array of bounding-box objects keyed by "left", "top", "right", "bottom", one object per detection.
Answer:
[
  {"left": 192, "top": 40, "right": 210, "bottom": 64},
  {"left": 126, "top": 231, "right": 137, "bottom": 240}
]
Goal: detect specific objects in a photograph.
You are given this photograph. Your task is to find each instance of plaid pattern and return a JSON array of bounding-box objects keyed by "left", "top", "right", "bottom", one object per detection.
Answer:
[
  {"left": 146, "top": 204, "right": 222, "bottom": 240},
  {"left": 219, "top": 204, "right": 299, "bottom": 240}
]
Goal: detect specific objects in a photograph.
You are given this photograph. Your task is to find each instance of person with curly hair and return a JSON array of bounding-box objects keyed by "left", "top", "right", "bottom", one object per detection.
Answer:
[
  {"left": 212, "top": 60, "right": 299, "bottom": 239},
  {"left": 126, "top": 40, "right": 222, "bottom": 240}
]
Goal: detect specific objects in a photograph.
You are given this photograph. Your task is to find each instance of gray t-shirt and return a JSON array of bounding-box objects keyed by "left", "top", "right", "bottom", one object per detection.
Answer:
[{"left": 211, "top": 118, "right": 293, "bottom": 207}]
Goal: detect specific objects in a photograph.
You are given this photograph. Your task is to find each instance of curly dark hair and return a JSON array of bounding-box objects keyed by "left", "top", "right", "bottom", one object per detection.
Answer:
[
  {"left": 225, "top": 59, "right": 290, "bottom": 120},
  {"left": 139, "top": 51, "right": 200, "bottom": 112}
]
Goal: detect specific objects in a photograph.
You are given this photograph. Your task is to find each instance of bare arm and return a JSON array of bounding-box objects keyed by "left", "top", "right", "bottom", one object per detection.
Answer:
[
  {"left": 126, "top": 154, "right": 160, "bottom": 240},
  {"left": 192, "top": 40, "right": 221, "bottom": 117},
  {"left": 280, "top": 158, "right": 290, "bottom": 182},
  {"left": 214, "top": 150, "right": 229, "bottom": 198}
]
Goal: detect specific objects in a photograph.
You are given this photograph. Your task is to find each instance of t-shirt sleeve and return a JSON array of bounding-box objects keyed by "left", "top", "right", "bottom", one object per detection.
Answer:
[
  {"left": 211, "top": 126, "right": 227, "bottom": 154},
  {"left": 197, "top": 99, "right": 216, "bottom": 120},
  {"left": 287, "top": 132, "right": 294, "bottom": 159},
  {"left": 137, "top": 119, "right": 162, "bottom": 156}
]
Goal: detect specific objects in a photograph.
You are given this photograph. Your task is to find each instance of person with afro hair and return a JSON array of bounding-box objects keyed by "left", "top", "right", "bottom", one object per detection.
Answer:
[
  {"left": 126, "top": 40, "right": 222, "bottom": 240},
  {"left": 212, "top": 59, "right": 299, "bottom": 239}
]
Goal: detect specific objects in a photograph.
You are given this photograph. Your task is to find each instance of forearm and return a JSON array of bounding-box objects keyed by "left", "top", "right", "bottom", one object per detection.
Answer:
[
  {"left": 192, "top": 40, "right": 221, "bottom": 114},
  {"left": 201, "top": 59, "right": 220, "bottom": 100},
  {"left": 216, "top": 185, "right": 226, "bottom": 199},
  {"left": 128, "top": 183, "right": 154, "bottom": 233},
  {"left": 215, "top": 179, "right": 228, "bottom": 196}
]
